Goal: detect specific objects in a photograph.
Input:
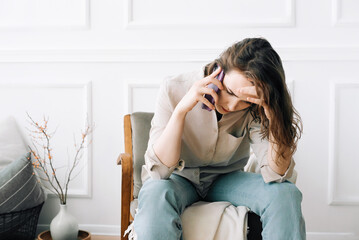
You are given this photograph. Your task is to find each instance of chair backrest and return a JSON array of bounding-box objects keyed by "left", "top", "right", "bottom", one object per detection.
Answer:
[{"left": 130, "top": 112, "right": 154, "bottom": 198}]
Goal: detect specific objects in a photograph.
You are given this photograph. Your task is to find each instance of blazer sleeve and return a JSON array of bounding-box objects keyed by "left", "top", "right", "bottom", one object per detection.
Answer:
[
  {"left": 248, "top": 120, "right": 296, "bottom": 183},
  {"left": 141, "top": 77, "right": 185, "bottom": 183}
]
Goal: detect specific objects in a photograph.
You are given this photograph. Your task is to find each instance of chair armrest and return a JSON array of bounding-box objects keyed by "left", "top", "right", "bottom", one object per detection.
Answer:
[{"left": 117, "top": 153, "right": 132, "bottom": 165}]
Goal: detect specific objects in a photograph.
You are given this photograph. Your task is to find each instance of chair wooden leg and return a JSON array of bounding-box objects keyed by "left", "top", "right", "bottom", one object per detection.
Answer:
[{"left": 118, "top": 153, "right": 133, "bottom": 240}]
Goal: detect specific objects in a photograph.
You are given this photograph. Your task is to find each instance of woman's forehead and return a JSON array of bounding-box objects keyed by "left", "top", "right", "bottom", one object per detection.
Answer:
[{"left": 225, "top": 69, "right": 254, "bottom": 90}]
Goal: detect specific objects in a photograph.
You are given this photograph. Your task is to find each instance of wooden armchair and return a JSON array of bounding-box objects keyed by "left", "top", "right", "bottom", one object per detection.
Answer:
[
  {"left": 117, "top": 112, "right": 153, "bottom": 240},
  {"left": 117, "top": 112, "right": 263, "bottom": 240}
]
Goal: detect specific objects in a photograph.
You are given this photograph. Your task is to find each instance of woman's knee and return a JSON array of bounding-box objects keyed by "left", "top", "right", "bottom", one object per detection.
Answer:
[
  {"left": 266, "top": 181, "right": 303, "bottom": 204},
  {"left": 134, "top": 180, "right": 183, "bottom": 240},
  {"left": 138, "top": 178, "right": 180, "bottom": 205}
]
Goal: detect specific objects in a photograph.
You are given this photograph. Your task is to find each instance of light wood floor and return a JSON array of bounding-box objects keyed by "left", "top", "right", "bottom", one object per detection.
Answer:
[{"left": 92, "top": 236, "right": 120, "bottom": 240}]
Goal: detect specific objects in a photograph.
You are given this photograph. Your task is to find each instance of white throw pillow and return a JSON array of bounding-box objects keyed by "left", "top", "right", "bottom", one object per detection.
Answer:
[{"left": 0, "top": 116, "right": 28, "bottom": 171}]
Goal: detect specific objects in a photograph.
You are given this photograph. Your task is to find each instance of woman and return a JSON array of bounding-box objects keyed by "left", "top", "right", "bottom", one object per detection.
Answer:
[{"left": 134, "top": 38, "right": 306, "bottom": 239}]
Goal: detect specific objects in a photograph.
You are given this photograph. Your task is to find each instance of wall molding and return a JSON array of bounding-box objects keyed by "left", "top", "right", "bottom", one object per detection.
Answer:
[
  {"left": 287, "top": 80, "right": 294, "bottom": 98},
  {"left": 332, "top": 0, "right": 359, "bottom": 27},
  {"left": 125, "top": 82, "right": 160, "bottom": 113},
  {"left": 124, "top": 0, "right": 295, "bottom": 29},
  {"left": 328, "top": 82, "right": 359, "bottom": 205},
  {"left": 0, "top": 82, "right": 93, "bottom": 199},
  {"left": 0, "top": 0, "right": 90, "bottom": 31},
  {"left": 0, "top": 47, "right": 358, "bottom": 63},
  {"left": 307, "top": 232, "right": 358, "bottom": 240}
]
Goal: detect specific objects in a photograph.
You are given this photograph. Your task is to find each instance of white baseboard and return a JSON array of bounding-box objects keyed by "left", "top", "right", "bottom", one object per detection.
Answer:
[
  {"left": 36, "top": 225, "right": 359, "bottom": 240},
  {"left": 307, "top": 232, "right": 359, "bottom": 240},
  {"left": 37, "top": 224, "right": 121, "bottom": 236}
]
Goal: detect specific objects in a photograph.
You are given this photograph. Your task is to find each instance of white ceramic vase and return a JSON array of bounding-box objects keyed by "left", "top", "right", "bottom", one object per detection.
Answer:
[{"left": 50, "top": 204, "right": 79, "bottom": 240}]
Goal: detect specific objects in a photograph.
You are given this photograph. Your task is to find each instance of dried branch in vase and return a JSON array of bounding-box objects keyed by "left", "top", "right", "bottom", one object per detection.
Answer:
[{"left": 26, "top": 112, "right": 94, "bottom": 205}]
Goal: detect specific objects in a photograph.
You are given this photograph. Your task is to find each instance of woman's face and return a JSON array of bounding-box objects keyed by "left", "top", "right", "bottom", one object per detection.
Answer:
[{"left": 215, "top": 69, "right": 255, "bottom": 114}]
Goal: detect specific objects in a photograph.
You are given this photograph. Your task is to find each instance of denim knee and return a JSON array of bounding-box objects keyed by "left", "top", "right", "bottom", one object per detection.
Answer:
[
  {"left": 134, "top": 178, "right": 186, "bottom": 240},
  {"left": 265, "top": 181, "right": 303, "bottom": 206},
  {"left": 138, "top": 179, "right": 182, "bottom": 210},
  {"left": 260, "top": 182, "right": 305, "bottom": 240}
]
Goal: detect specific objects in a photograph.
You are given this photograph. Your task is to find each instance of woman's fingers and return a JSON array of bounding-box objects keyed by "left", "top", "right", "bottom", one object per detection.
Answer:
[
  {"left": 239, "top": 86, "right": 257, "bottom": 97},
  {"left": 179, "top": 68, "right": 222, "bottom": 113},
  {"left": 204, "top": 77, "right": 223, "bottom": 92},
  {"left": 241, "top": 86, "right": 271, "bottom": 119},
  {"left": 208, "top": 66, "right": 224, "bottom": 89},
  {"left": 199, "top": 95, "right": 215, "bottom": 110},
  {"left": 202, "top": 87, "right": 219, "bottom": 105},
  {"left": 210, "top": 65, "right": 222, "bottom": 77},
  {"left": 245, "top": 97, "right": 263, "bottom": 106},
  {"left": 238, "top": 86, "right": 261, "bottom": 103},
  {"left": 246, "top": 97, "right": 270, "bottom": 115},
  {"left": 247, "top": 97, "right": 271, "bottom": 120}
]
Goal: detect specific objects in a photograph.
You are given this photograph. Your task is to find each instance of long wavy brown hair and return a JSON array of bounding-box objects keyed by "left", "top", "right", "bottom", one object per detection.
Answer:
[{"left": 204, "top": 38, "right": 303, "bottom": 166}]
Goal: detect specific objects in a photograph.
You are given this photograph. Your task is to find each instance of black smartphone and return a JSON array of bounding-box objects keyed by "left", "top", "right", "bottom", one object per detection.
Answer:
[{"left": 201, "top": 64, "right": 225, "bottom": 111}]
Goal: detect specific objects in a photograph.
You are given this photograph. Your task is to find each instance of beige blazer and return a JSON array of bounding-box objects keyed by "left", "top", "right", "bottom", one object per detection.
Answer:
[{"left": 141, "top": 67, "right": 295, "bottom": 197}]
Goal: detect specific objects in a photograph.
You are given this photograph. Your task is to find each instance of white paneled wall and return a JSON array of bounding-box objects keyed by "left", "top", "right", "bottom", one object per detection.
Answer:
[
  {"left": 0, "top": 0, "right": 359, "bottom": 239},
  {"left": 0, "top": 82, "right": 92, "bottom": 197},
  {"left": 125, "top": 0, "right": 295, "bottom": 28},
  {"left": 0, "top": 0, "right": 90, "bottom": 29},
  {"left": 329, "top": 83, "right": 359, "bottom": 206}
]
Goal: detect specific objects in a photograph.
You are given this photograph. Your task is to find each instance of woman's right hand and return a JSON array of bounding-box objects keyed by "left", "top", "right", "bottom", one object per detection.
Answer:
[{"left": 175, "top": 66, "right": 224, "bottom": 114}]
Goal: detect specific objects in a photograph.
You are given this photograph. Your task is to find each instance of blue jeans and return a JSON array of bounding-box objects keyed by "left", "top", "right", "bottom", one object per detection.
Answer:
[{"left": 133, "top": 171, "right": 306, "bottom": 240}]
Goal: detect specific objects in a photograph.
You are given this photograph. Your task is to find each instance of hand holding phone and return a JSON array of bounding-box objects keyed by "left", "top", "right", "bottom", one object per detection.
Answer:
[{"left": 202, "top": 65, "right": 225, "bottom": 111}]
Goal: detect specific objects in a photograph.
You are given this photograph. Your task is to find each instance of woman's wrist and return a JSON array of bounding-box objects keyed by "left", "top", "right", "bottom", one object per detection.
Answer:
[{"left": 173, "top": 106, "right": 188, "bottom": 118}]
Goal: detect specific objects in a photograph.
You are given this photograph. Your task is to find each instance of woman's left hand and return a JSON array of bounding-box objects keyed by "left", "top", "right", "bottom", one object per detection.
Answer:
[{"left": 239, "top": 86, "right": 272, "bottom": 121}]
